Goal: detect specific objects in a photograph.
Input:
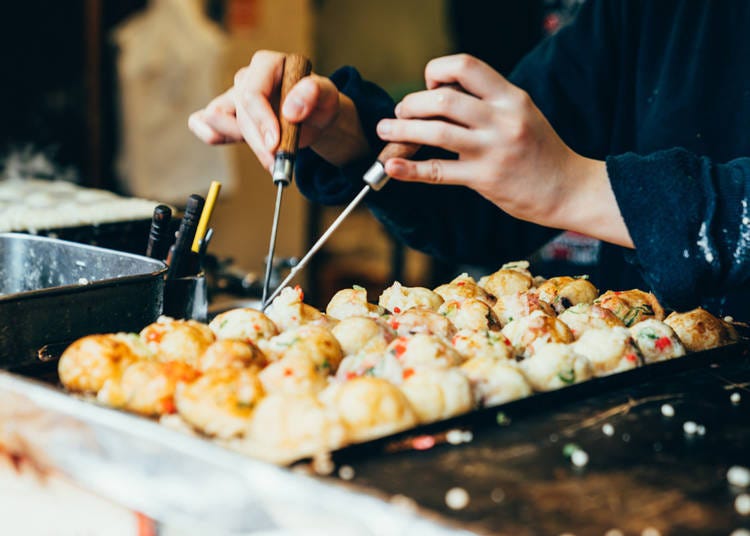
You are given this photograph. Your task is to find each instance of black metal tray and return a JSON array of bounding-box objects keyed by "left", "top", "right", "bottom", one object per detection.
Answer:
[{"left": 0, "top": 233, "right": 166, "bottom": 369}]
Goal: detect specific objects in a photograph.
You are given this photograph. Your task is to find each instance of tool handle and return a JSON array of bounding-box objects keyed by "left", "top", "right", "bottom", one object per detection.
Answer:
[
  {"left": 278, "top": 53, "right": 312, "bottom": 154},
  {"left": 166, "top": 194, "right": 205, "bottom": 280},
  {"left": 273, "top": 53, "right": 312, "bottom": 186},
  {"left": 146, "top": 204, "right": 172, "bottom": 260},
  {"left": 363, "top": 142, "right": 422, "bottom": 191}
]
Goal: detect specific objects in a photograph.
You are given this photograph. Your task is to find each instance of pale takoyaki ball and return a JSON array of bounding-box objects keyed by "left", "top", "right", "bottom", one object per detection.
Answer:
[
  {"left": 595, "top": 289, "right": 665, "bottom": 327},
  {"left": 664, "top": 307, "right": 739, "bottom": 352},
  {"left": 451, "top": 329, "right": 514, "bottom": 361},
  {"left": 390, "top": 307, "right": 457, "bottom": 339},
  {"left": 536, "top": 276, "right": 599, "bottom": 314},
  {"left": 243, "top": 394, "right": 346, "bottom": 464},
  {"left": 438, "top": 298, "right": 502, "bottom": 332},
  {"left": 59, "top": 333, "right": 145, "bottom": 394},
  {"left": 258, "top": 324, "right": 343, "bottom": 373},
  {"left": 387, "top": 333, "right": 465, "bottom": 371},
  {"left": 199, "top": 339, "right": 268, "bottom": 373},
  {"left": 434, "top": 273, "right": 494, "bottom": 305},
  {"left": 264, "top": 286, "right": 331, "bottom": 332},
  {"left": 208, "top": 308, "right": 278, "bottom": 344},
  {"left": 400, "top": 368, "right": 474, "bottom": 424},
  {"left": 378, "top": 281, "right": 444, "bottom": 313},
  {"left": 461, "top": 356, "right": 532, "bottom": 406},
  {"left": 97, "top": 360, "right": 200, "bottom": 416},
  {"left": 572, "top": 327, "right": 642, "bottom": 376},
  {"left": 558, "top": 303, "right": 625, "bottom": 339},
  {"left": 335, "top": 352, "right": 405, "bottom": 384},
  {"left": 175, "top": 368, "right": 263, "bottom": 439},
  {"left": 326, "top": 286, "right": 385, "bottom": 320},
  {"left": 325, "top": 377, "right": 418, "bottom": 442},
  {"left": 140, "top": 317, "right": 215, "bottom": 367},
  {"left": 519, "top": 342, "right": 593, "bottom": 391},
  {"left": 501, "top": 310, "right": 574, "bottom": 358},
  {"left": 258, "top": 353, "right": 328, "bottom": 396},
  {"left": 492, "top": 290, "right": 555, "bottom": 327},
  {"left": 331, "top": 316, "right": 396, "bottom": 357},
  {"left": 629, "top": 319, "right": 686, "bottom": 363},
  {"left": 478, "top": 260, "right": 534, "bottom": 298}
]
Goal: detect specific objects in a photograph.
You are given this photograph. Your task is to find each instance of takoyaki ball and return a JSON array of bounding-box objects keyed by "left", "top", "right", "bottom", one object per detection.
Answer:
[
  {"left": 175, "top": 368, "right": 263, "bottom": 439},
  {"left": 390, "top": 307, "right": 457, "bottom": 339},
  {"left": 434, "top": 273, "right": 494, "bottom": 305},
  {"left": 245, "top": 394, "right": 346, "bottom": 463},
  {"left": 572, "top": 327, "right": 642, "bottom": 376},
  {"left": 558, "top": 303, "right": 625, "bottom": 339},
  {"left": 451, "top": 329, "right": 513, "bottom": 361},
  {"left": 501, "top": 311, "right": 574, "bottom": 358},
  {"left": 519, "top": 342, "right": 593, "bottom": 391},
  {"left": 438, "top": 298, "right": 501, "bottom": 332},
  {"left": 59, "top": 333, "right": 143, "bottom": 394},
  {"left": 331, "top": 317, "right": 396, "bottom": 357},
  {"left": 387, "top": 334, "right": 465, "bottom": 371},
  {"left": 378, "top": 281, "right": 444, "bottom": 313},
  {"left": 595, "top": 289, "right": 665, "bottom": 327},
  {"left": 98, "top": 360, "right": 200, "bottom": 416},
  {"left": 492, "top": 290, "right": 555, "bottom": 327},
  {"left": 259, "top": 324, "right": 343, "bottom": 373},
  {"left": 199, "top": 339, "right": 268, "bottom": 373},
  {"left": 326, "top": 286, "right": 385, "bottom": 320},
  {"left": 208, "top": 308, "right": 278, "bottom": 344},
  {"left": 630, "top": 319, "right": 686, "bottom": 363},
  {"left": 664, "top": 307, "right": 739, "bottom": 352},
  {"left": 461, "top": 356, "right": 532, "bottom": 406},
  {"left": 265, "top": 286, "right": 331, "bottom": 332},
  {"left": 400, "top": 368, "right": 474, "bottom": 424},
  {"left": 326, "top": 377, "right": 418, "bottom": 442},
  {"left": 336, "top": 351, "right": 405, "bottom": 384},
  {"left": 478, "top": 260, "right": 534, "bottom": 298},
  {"left": 140, "top": 318, "right": 215, "bottom": 367},
  {"left": 258, "top": 353, "right": 328, "bottom": 396},
  {"left": 536, "top": 276, "right": 599, "bottom": 314}
]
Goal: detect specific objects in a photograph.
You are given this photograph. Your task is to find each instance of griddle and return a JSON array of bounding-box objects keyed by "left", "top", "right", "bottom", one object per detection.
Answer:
[{"left": 1, "top": 340, "right": 748, "bottom": 535}]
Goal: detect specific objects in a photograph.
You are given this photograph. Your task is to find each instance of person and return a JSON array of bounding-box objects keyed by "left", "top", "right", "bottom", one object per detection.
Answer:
[{"left": 189, "top": 0, "right": 750, "bottom": 320}]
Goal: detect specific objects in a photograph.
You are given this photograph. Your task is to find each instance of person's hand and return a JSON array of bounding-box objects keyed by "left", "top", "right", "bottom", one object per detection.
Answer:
[
  {"left": 375, "top": 54, "right": 631, "bottom": 247},
  {"left": 189, "top": 50, "right": 356, "bottom": 171}
]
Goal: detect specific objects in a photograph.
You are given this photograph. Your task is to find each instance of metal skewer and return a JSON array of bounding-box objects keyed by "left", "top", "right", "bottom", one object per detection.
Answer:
[
  {"left": 261, "top": 53, "right": 312, "bottom": 307},
  {"left": 262, "top": 141, "right": 420, "bottom": 310}
]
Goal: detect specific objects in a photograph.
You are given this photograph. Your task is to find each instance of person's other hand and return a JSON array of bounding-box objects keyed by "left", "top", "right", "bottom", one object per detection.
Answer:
[
  {"left": 375, "top": 54, "right": 618, "bottom": 241},
  {"left": 188, "top": 50, "right": 341, "bottom": 171}
]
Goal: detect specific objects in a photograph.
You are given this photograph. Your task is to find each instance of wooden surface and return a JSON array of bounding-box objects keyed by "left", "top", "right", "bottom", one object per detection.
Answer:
[
  {"left": 330, "top": 347, "right": 750, "bottom": 536},
  {"left": 377, "top": 142, "right": 421, "bottom": 163}
]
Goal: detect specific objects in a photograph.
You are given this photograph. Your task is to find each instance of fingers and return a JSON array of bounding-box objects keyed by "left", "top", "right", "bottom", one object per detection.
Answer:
[
  {"left": 395, "top": 86, "right": 488, "bottom": 127},
  {"left": 424, "top": 54, "right": 515, "bottom": 100},
  {"left": 377, "top": 117, "right": 476, "bottom": 154},
  {"left": 384, "top": 157, "right": 470, "bottom": 186},
  {"left": 288, "top": 75, "right": 339, "bottom": 129},
  {"left": 232, "top": 51, "right": 286, "bottom": 165},
  {"left": 189, "top": 87, "right": 243, "bottom": 144}
]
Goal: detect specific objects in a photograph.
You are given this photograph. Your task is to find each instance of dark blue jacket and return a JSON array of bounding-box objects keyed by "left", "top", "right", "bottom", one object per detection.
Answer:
[{"left": 296, "top": 0, "right": 750, "bottom": 319}]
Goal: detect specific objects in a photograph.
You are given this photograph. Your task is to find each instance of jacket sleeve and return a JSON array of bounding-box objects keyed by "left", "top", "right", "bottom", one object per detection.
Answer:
[
  {"left": 608, "top": 149, "right": 750, "bottom": 310},
  {"left": 295, "top": 69, "right": 560, "bottom": 267}
]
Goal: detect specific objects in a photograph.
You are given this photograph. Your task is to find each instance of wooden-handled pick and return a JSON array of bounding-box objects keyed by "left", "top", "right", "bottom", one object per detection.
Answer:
[
  {"left": 263, "top": 53, "right": 313, "bottom": 307},
  {"left": 272, "top": 53, "right": 313, "bottom": 186}
]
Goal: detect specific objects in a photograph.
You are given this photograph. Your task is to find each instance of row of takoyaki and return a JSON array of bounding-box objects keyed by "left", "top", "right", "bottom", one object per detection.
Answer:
[{"left": 58, "top": 261, "right": 739, "bottom": 463}]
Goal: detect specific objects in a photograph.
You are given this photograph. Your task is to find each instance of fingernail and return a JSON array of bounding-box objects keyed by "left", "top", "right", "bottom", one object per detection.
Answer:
[
  {"left": 377, "top": 121, "right": 392, "bottom": 135},
  {"left": 389, "top": 161, "right": 405, "bottom": 175},
  {"left": 264, "top": 130, "right": 275, "bottom": 149}
]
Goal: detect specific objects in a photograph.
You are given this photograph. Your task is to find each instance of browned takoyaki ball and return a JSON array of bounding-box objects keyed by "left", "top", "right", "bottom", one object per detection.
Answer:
[
  {"left": 664, "top": 307, "right": 738, "bottom": 352},
  {"left": 140, "top": 318, "right": 215, "bottom": 367},
  {"left": 595, "top": 289, "right": 664, "bottom": 327},
  {"left": 536, "top": 276, "right": 599, "bottom": 314}
]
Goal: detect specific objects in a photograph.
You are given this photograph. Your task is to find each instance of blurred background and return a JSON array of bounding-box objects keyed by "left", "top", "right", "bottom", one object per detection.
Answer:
[{"left": 0, "top": 0, "right": 585, "bottom": 309}]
